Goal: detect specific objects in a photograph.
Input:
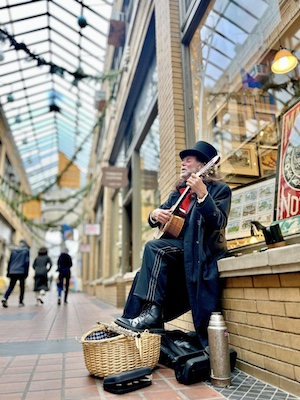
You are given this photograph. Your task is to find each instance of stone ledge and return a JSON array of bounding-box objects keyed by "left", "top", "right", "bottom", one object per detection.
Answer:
[
  {"left": 218, "top": 244, "right": 300, "bottom": 278},
  {"left": 102, "top": 273, "right": 123, "bottom": 286},
  {"left": 123, "top": 270, "right": 138, "bottom": 282}
]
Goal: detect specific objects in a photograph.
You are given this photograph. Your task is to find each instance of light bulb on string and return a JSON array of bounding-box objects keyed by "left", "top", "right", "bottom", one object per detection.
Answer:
[
  {"left": 7, "top": 92, "right": 14, "bottom": 102},
  {"left": 0, "top": 30, "right": 6, "bottom": 62},
  {"left": 78, "top": 16, "right": 87, "bottom": 28},
  {"left": 15, "top": 107, "right": 22, "bottom": 124}
]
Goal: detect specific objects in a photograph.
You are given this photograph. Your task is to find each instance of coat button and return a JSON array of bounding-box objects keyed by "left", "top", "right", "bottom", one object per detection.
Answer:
[{"left": 196, "top": 240, "right": 199, "bottom": 244}]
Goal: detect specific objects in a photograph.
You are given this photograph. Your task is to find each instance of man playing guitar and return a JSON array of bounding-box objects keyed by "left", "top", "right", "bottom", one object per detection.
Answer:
[{"left": 115, "top": 141, "right": 232, "bottom": 348}]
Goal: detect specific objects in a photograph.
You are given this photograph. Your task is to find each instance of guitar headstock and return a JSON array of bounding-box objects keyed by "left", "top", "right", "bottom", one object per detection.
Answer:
[
  {"left": 203, "top": 166, "right": 216, "bottom": 177},
  {"left": 198, "top": 155, "right": 220, "bottom": 177}
]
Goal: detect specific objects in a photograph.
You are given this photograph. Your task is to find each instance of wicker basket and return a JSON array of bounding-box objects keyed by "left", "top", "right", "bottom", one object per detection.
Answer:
[{"left": 80, "top": 322, "right": 161, "bottom": 377}]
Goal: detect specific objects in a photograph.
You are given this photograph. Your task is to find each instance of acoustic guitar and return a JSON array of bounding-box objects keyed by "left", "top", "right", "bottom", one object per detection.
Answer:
[{"left": 153, "top": 155, "right": 220, "bottom": 239}]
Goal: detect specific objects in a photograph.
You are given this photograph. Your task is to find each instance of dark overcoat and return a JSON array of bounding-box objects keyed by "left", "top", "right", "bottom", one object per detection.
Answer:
[
  {"left": 7, "top": 246, "right": 30, "bottom": 277},
  {"left": 33, "top": 254, "right": 52, "bottom": 292},
  {"left": 150, "top": 179, "right": 231, "bottom": 339}
]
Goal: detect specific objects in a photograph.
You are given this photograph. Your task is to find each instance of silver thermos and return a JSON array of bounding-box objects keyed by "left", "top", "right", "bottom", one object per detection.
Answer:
[{"left": 207, "top": 312, "right": 231, "bottom": 387}]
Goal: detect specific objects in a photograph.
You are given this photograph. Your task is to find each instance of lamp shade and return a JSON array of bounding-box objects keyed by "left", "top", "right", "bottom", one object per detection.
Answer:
[{"left": 271, "top": 48, "right": 298, "bottom": 74}]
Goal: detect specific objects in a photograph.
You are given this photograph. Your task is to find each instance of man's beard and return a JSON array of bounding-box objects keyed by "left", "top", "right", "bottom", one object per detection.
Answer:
[{"left": 180, "top": 167, "right": 199, "bottom": 180}]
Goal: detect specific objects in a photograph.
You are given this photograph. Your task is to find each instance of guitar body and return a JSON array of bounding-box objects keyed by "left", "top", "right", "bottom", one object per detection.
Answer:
[{"left": 153, "top": 214, "right": 185, "bottom": 240}]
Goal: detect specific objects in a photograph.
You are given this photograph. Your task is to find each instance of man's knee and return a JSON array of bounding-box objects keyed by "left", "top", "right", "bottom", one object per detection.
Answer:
[{"left": 144, "top": 239, "right": 160, "bottom": 253}]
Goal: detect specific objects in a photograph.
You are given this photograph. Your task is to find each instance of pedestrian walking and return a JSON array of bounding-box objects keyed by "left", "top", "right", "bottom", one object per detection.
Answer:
[
  {"left": 57, "top": 248, "right": 73, "bottom": 305},
  {"left": 32, "top": 247, "right": 53, "bottom": 305},
  {"left": 2, "top": 239, "right": 30, "bottom": 308}
]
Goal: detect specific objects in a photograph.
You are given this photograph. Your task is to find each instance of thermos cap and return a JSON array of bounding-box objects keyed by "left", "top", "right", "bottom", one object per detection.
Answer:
[{"left": 209, "top": 312, "right": 226, "bottom": 327}]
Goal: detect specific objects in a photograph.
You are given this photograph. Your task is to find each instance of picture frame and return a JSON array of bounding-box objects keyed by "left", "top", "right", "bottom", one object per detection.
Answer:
[
  {"left": 226, "top": 178, "right": 275, "bottom": 240},
  {"left": 258, "top": 146, "right": 277, "bottom": 178},
  {"left": 220, "top": 142, "right": 260, "bottom": 176}
]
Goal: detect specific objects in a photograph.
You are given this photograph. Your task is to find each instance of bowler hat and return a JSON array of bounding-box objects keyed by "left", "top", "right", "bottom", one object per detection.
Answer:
[{"left": 179, "top": 141, "right": 218, "bottom": 163}]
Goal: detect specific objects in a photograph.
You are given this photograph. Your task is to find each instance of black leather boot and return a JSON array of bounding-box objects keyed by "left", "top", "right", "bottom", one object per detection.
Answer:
[{"left": 115, "top": 303, "right": 164, "bottom": 332}]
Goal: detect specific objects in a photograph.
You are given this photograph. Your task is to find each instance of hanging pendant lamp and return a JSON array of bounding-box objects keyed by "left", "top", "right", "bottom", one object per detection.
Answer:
[{"left": 271, "top": 47, "right": 298, "bottom": 74}]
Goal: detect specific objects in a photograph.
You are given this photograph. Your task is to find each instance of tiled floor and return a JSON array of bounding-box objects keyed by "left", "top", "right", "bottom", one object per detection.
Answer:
[{"left": 0, "top": 287, "right": 298, "bottom": 400}]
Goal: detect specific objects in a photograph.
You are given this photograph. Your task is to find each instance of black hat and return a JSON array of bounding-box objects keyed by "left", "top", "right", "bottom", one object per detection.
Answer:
[{"left": 179, "top": 141, "right": 218, "bottom": 163}]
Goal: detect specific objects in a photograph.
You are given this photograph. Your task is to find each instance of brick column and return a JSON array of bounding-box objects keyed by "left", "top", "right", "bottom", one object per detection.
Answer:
[{"left": 154, "top": 0, "right": 185, "bottom": 199}]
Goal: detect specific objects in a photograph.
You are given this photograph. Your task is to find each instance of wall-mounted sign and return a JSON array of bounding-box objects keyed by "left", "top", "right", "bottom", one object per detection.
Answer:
[
  {"left": 102, "top": 166, "right": 128, "bottom": 189},
  {"left": 80, "top": 244, "right": 90, "bottom": 253},
  {"left": 277, "top": 102, "right": 300, "bottom": 221},
  {"left": 84, "top": 224, "right": 100, "bottom": 235}
]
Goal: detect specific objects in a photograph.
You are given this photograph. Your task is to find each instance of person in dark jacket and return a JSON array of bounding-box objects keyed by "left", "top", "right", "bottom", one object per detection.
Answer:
[
  {"left": 115, "top": 141, "right": 232, "bottom": 347},
  {"left": 57, "top": 248, "right": 73, "bottom": 305},
  {"left": 2, "top": 239, "right": 30, "bottom": 308},
  {"left": 33, "top": 247, "right": 52, "bottom": 305}
]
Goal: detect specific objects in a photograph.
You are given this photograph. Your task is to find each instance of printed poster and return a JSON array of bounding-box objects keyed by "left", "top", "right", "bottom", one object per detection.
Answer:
[
  {"left": 277, "top": 102, "right": 300, "bottom": 220},
  {"left": 226, "top": 178, "right": 275, "bottom": 240}
]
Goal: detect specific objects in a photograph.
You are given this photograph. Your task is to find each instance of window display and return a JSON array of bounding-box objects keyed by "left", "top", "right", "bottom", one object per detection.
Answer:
[{"left": 188, "top": 0, "right": 300, "bottom": 248}]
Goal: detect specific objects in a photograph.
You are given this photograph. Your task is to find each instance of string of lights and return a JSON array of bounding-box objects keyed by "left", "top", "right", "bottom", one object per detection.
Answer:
[{"left": 0, "top": 28, "right": 120, "bottom": 85}]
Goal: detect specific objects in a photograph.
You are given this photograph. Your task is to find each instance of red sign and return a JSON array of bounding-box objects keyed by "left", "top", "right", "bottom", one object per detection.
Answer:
[
  {"left": 80, "top": 244, "right": 90, "bottom": 253},
  {"left": 84, "top": 224, "right": 100, "bottom": 235},
  {"left": 277, "top": 102, "right": 300, "bottom": 220}
]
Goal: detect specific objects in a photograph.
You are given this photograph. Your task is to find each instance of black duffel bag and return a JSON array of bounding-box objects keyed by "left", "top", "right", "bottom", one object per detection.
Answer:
[{"left": 159, "top": 329, "right": 237, "bottom": 385}]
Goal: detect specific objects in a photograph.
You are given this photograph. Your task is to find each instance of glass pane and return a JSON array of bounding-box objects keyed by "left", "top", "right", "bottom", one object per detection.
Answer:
[
  {"left": 140, "top": 116, "right": 160, "bottom": 247},
  {"left": 189, "top": 0, "right": 300, "bottom": 248}
]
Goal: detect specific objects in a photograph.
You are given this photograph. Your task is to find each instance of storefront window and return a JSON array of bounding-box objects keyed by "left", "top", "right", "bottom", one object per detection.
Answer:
[
  {"left": 139, "top": 116, "right": 160, "bottom": 248},
  {"left": 133, "top": 53, "right": 157, "bottom": 136},
  {"left": 189, "top": 0, "right": 300, "bottom": 249}
]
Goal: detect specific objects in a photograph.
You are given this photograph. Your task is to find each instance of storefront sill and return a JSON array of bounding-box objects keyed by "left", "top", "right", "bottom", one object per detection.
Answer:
[
  {"left": 103, "top": 273, "right": 123, "bottom": 286},
  {"left": 123, "top": 271, "right": 138, "bottom": 282},
  {"left": 218, "top": 243, "right": 300, "bottom": 277}
]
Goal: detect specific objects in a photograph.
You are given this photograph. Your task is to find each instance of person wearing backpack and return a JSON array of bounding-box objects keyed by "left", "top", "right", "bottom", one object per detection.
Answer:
[{"left": 2, "top": 239, "right": 30, "bottom": 308}]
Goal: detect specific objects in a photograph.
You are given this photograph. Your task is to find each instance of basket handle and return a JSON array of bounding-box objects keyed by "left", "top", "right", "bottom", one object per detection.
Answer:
[
  {"left": 97, "top": 322, "right": 144, "bottom": 358},
  {"left": 96, "top": 321, "right": 142, "bottom": 338}
]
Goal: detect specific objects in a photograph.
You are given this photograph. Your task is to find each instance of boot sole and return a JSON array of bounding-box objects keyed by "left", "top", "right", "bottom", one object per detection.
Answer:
[{"left": 114, "top": 318, "right": 165, "bottom": 334}]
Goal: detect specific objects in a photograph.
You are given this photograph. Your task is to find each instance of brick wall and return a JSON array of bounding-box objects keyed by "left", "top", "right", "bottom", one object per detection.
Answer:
[
  {"left": 154, "top": 0, "right": 186, "bottom": 200},
  {"left": 221, "top": 273, "right": 300, "bottom": 397},
  {"left": 94, "top": 278, "right": 125, "bottom": 309}
]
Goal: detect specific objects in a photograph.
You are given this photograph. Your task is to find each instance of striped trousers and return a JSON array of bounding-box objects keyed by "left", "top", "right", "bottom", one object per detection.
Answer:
[{"left": 122, "top": 238, "right": 187, "bottom": 320}]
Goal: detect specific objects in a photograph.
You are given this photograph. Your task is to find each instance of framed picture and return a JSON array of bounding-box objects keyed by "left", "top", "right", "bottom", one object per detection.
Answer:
[
  {"left": 258, "top": 147, "right": 277, "bottom": 178},
  {"left": 255, "top": 112, "right": 276, "bottom": 125},
  {"left": 226, "top": 178, "right": 275, "bottom": 240},
  {"left": 221, "top": 142, "right": 260, "bottom": 176}
]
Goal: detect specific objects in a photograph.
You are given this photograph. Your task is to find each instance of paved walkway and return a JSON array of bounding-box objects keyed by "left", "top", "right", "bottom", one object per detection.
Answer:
[{"left": 0, "top": 287, "right": 298, "bottom": 400}]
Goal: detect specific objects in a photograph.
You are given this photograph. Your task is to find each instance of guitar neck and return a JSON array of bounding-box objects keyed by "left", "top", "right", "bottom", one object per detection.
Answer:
[{"left": 172, "top": 155, "right": 220, "bottom": 214}]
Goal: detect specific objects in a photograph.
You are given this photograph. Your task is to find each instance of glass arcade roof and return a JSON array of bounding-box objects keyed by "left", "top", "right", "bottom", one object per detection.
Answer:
[{"left": 0, "top": 0, "right": 113, "bottom": 194}]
